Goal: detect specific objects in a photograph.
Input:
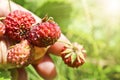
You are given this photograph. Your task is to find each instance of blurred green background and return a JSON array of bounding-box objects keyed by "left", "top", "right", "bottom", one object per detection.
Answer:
[{"left": 1, "top": 0, "right": 120, "bottom": 80}]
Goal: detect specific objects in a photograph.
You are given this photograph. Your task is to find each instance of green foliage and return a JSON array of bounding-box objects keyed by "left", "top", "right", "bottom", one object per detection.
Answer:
[
  {"left": 0, "top": 69, "right": 11, "bottom": 80},
  {"left": 12, "top": 0, "right": 25, "bottom": 6}
]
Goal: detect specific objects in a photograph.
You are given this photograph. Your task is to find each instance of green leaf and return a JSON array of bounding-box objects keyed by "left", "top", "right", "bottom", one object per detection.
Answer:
[
  {"left": 12, "top": 0, "right": 26, "bottom": 6},
  {"left": 26, "top": 65, "right": 43, "bottom": 80}
]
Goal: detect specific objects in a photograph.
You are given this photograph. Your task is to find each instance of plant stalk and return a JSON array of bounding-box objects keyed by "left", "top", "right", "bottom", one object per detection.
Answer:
[{"left": 8, "top": 0, "right": 12, "bottom": 12}]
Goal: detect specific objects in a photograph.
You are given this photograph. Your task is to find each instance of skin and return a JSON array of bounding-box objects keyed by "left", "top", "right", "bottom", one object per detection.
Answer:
[
  {"left": 32, "top": 55, "right": 57, "bottom": 80},
  {"left": 0, "top": 0, "right": 71, "bottom": 80}
]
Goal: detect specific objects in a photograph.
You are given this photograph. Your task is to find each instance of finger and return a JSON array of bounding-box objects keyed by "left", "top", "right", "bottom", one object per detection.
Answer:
[
  {"left": 47, "top": 34, "right": 70, "bottom": 56},
  {"left": 32, "top": 54, "right": 57, "bottom": 80},
  {"left": 10, "top": 67, "right": 28, "bottom": 80}
]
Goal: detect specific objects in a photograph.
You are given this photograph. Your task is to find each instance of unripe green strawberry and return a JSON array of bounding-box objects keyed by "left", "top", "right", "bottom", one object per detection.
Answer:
[{"left": 61, "top": 42, "right": 86, "bottom": 68}]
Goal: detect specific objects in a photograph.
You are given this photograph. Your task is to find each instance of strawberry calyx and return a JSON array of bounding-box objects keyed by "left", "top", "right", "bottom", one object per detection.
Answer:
[
  {"left": 61, "top": 42, "right": 86, "bottom": 68},
  {"left": 42, "top": 15, "right": 54, "bottom": 23}
]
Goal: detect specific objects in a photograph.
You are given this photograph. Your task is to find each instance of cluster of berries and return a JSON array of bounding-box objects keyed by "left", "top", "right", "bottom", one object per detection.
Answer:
[
  {"left": 0, "top": 10, "right": 61, "bottom": 69},
  {"left": 4, "top": 10, "right": 61, "bottom": 47},
  {"left": 0, "top": 10, "right": 86, "bottom": 69}
]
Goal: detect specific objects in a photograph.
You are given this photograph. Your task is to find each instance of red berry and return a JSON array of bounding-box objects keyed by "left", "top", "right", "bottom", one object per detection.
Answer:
[
  {"left": 7, "top": 40, "right": 32, "bottom": 67},
  {"left": 4, "top": 10, "right": 36, "bottom": 42},
  {"left": 0, "top": 21, "right": 5, "bottom": 38},
  {"left": 28, "top": 17, "right": 61, "bottom": 47},
  {"left": 61, "top": 42, "right": 86, "bottom": 68}
]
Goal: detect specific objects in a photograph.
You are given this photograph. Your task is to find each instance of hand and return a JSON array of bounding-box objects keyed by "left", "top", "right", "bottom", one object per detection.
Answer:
[{"left": 0, "top": 0, "right": 71, "bottom": 80}]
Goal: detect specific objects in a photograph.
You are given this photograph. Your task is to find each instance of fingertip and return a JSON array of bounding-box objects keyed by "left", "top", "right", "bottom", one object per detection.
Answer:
[
  {"left": 47, "top": 34, "right": 70, "bottom": 56},
  {"left": 47, "top": 41, "right": 64, "bottom": 56},
  {"left": 32, "top": 55, "right": 57, "bottom": 80}
]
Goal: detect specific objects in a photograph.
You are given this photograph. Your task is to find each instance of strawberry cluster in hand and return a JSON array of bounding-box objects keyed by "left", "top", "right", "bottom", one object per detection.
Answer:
[
  {"left": 0, "top": 10, "right": 86, "bottom": 69},
  {"left": 0, "top": 10, "right": 61, "bottom": 69}
]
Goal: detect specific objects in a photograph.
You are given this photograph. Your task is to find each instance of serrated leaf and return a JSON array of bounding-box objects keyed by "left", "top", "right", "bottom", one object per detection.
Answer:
[{"left": 71, "top": 53, "right": 77, "bottom": 64}]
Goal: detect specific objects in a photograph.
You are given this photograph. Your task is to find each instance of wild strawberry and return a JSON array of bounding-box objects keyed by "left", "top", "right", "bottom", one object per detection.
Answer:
[
  {"left": 61, "top": 42, "right": 86, "bottom": 68},
  {"left": 4, "top": 10, "right": 36, "bottom": 42},
  {"left": 28, "top": 16, "right": 61, "bottom": 47},
  {"left": 0, "top": 21, "right": 5, "bottom": 38},
  {"left": 7, "top": 40, "right": 33, "bottom": 68}
]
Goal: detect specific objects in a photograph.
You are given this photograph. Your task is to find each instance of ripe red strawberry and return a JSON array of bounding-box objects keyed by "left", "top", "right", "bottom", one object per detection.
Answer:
[
  {"left": 4, "top": 10, "right": 36, "bottom": 42},
  {"left": 0, "top": 21, "right": 5, "bottom": 38},
  {"left": 7, "top": 40, "right": 32, "bottom": 67},
  {"left": 61, "top": 42, "right": 86, "bottom": 68},
  {"left": 28, "top": 17, "right": 61, "bottom": 47}
]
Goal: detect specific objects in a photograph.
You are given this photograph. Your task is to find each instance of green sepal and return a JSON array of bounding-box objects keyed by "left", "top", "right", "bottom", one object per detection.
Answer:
[
  {"left": 65, "top": 52, "right": 72, "bottom": 58},
  {"left": 79, "top": 52, "right": 86, "bottom": 62},
  {"left": 71, "top": 52, "right": 77, "bottom": 64},
  {"left": 62, "top": 48, "right": 72, "bottom": 54}
]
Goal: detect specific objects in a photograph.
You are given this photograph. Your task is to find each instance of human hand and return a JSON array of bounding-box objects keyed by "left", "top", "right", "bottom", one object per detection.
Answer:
[
  {"left": 0, "top": 0, "right": 86, "bottom": 80},
  {"left": 0, "top": 0, "right": 72, "bottom": 80}
]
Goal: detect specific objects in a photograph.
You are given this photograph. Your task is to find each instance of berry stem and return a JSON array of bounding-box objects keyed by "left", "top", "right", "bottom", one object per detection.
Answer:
[{"left": 8, "top": 0, "right": 12, "bottom": 12}]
